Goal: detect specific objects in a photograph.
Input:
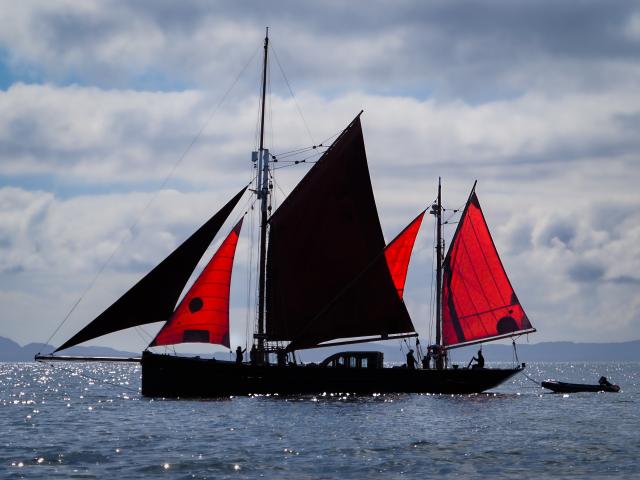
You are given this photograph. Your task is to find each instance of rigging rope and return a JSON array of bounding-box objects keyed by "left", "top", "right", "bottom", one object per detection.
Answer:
[
  {"left": 40, "top": 46, "right": 262, "bottom": 353},
  {"left": 271, "top": 154, "right": 322, "bottom": 170},
  {"left": 133, "top": 325, "right": 153, "bottom": 345},
  {"left": 512, "top": 340, "right": 543, "bottom": 387},
  {"left": 271, "top": 42, "right": 315, "bottom": 146},
  {"left": 269, "top": 126, "right": 340, "bottom": 162}
]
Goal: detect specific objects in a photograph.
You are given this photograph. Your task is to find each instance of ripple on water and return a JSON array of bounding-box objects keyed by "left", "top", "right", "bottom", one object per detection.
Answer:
[{"left": 0, "top": 362, "right": 639, "bottom": 479}]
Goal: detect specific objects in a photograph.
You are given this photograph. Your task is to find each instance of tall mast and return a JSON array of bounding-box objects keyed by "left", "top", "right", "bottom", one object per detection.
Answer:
[
  {"left": 435, "top": 177, "right": 443, "bottom": 348},
  {"left": 256, "top": 27, "right": 269, "bottom": 353},
  {"left": 429, "top": 177, "right": 444, "bottom": 368}
]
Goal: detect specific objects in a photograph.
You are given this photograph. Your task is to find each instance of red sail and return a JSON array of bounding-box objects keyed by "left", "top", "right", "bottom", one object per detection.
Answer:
[
  {"left": 55, "top": 187, "right": 246, "bottom": 352},
  {"left": 442, "top": 192, "right": 534, "bottom": 348},
  {"left": 385, "top": 211, "right": 425, "bottom": 298},
  {"left": 150, "top": 219, "right": 243, "bottom": 348}
]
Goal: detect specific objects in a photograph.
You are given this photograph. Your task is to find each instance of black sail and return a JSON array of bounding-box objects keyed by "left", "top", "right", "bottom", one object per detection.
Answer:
[
  {"left": 286, "top": 249, "right": 415, "bottom": 351},
  {"left": 266, "top": 115, "right": 415, "bottom": 348},
  {"left": 55, "top": 187, "right": 247, "bottom": 352}
]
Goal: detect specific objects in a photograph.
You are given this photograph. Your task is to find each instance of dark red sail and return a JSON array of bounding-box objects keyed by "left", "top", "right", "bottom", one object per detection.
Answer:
[
  {"left": 442, "top": 191, "right": 535, "bottom": 348},
  {"left": 267, "top": 115, "right": 415, "bottom": 348},
  {"left": 385, "top": 211, "right": 425, "bottom": 299},
  {"left": 287, "top": 211, "right": 424, "bottom": 350},
  {"left": 150, "top": 219, "right": 243, "bottom": 348},
  {"left": 55, "top": 187, "right": 247, "bottom": 352}
]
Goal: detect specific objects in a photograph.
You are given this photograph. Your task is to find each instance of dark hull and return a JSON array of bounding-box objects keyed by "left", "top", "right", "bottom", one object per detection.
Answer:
[
  {"left": 141, "top": 352, "right": 522, "bottom": 398},
  {"left": 542, "top": 381, "right": 620, "bottom": 393}
]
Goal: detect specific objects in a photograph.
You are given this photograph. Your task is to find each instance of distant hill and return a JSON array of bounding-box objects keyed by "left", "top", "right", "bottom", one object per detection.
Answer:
[
  {"left": 1, "top": 336, "right": 639, "bottom": 363},
  {"left": 0, "top": 337, "right": 138, "bottom": 361},
  {"left": 297, "top": 340, "right": 640, "bottom": 363},
  {"left": 451, "top": 340, "right": 640, "bottom": 363}
]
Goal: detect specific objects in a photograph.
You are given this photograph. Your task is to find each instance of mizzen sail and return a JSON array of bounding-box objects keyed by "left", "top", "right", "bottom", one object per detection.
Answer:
[
  {"left": 442, "top": 190, "right": 534, "bottom": 349},
  {"left": 55, "top": 187, "right": 247, "bottom": 352},
  {"left": 150, "top": 219, "right": 243, "bottom": 348},
  {"left": 266, "top": 115, "right": 415, "bottom": 348}
]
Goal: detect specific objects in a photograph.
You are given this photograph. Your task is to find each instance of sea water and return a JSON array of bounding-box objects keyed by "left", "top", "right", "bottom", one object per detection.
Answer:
[{"left": 1, "top": 361, "right": 638, "bottom": 479}]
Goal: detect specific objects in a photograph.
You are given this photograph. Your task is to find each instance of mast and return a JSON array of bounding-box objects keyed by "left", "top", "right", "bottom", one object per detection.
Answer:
[
  {"left": 430, "top": 177, "right": 445, "bottom": 369},
  {"left": 256, "top": 27, "right": 270, "bottom": 354},
  {"left": 435, "top": 177, "right": 442, "bottom": 347}
]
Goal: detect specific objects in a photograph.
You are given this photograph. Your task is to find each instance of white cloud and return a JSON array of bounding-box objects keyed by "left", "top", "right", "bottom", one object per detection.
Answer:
[
  {"left": 625, "top": 12, "right": 640, "bottom": 40},
  {"left": 2, "top": 1, "right": 639, "bottom": 99},
  {"left": 1, "top": 1, "right": 639, "bottom": 348},
  {"left": 2, "top": 84, "right": 639, "bottom": 189}
]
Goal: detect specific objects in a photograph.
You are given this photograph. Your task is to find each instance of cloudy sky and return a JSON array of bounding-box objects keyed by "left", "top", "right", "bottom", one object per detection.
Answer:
[{"left": 1, "top": 0, "right": 639, "bottom": 354}]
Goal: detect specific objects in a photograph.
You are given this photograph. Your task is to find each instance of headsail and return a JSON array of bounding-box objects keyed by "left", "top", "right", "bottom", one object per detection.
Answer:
[
  {"left": 442, "top": 189, "right": 535, "bottom": 349},
  {"left": 385, "top": 211, "right": 425, "bottom": 299},
  {"left": 266, "top": 115, "right": 416, "bottom": 349},
  {"left": 55, "top": 187, "right": 247, "bottom": 352},
  {"left": 150, "top": 219, "right": 243, "bottom": 348}
]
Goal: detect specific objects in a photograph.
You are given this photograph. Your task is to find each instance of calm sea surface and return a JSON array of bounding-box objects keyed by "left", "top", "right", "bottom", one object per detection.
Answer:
[{"left": 1, "top": 361, "right": 638, "bottom": 479}]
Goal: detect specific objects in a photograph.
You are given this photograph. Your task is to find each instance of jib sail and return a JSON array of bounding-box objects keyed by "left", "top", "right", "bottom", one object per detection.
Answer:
[{"left": 150, "top": 219, "right": 243, "bottom": 348}]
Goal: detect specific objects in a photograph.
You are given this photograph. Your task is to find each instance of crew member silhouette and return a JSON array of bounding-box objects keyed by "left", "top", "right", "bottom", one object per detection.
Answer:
[
  {"left": 599, "top": 376, "right": 612, "bottom": 387},
  {"left": 406, "top": 349, "right": 417, "bottom": 370},
  {"left": 422, "top": 350, "right": 431, "bottom": 370},
  {"left": 235, "top": 346, "right": 246, "bottom": 364},
  {"left": 471, "top": 349, "right": 485, "bottom": 369}
]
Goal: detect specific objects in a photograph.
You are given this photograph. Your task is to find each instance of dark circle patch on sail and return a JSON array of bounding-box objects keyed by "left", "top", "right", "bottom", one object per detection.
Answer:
[
  {"left": 189, "top": 297, "right": 204, "bottom": 313},
  {"left": 496, "top": 316, "right": 518, "bottom": 334}
]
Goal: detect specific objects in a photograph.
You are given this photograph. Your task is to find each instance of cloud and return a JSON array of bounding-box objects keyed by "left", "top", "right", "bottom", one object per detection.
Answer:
[
  {"left": 1, "top": 1, "right": 639, "bottom": 98},
  {"left": 492, "top": 198, "right": 640, "bottom": 341},
  {"left": 0, "top": 1, "right": 639, "bottom": 348},
  {"left": 2, "top": 84, "right": 639, "bottom": 190},
  {"left": 567, "top": 261, "right": 605, "bottom": 283},
  {"left": 0, "top": 185, "right": 254, "bottom": 274}
]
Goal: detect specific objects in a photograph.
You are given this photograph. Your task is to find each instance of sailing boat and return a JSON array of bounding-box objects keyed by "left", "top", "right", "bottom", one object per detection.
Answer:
[{"left": 37, "top": 30, "right": 535, "bottom": 396}]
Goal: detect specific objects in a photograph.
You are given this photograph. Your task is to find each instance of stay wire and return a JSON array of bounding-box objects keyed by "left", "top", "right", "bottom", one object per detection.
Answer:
[
  {"left": 269, "top": 127, "right": 340, "bottom": 162},
  {"left": 133, "top": 325, "right": 153, "bottom": 346},
  {"left": 271, "top": 153, "right": 322, "bottom": 170},
  {"left": 41, "top": 46, "right": 261, "bottom": 351},
  {"left": 271, "top": 42, "right": 315, "bottom": 145},
  {"left": 270, "top": 172, "right": 289, "bottom": 200}
]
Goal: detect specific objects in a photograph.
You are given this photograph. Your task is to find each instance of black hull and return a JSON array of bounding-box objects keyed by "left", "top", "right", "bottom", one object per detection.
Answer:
[
  {"left": 141, "top": 352, "right": 522, "bottom": 398},
  {"left": 541, "top": 381, "right": 620, "bottom": 393}
]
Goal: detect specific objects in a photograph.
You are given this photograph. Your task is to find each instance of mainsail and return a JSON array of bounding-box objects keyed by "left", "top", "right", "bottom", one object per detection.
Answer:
[
  {"left": 150, "top": 219, "right": 243, "bottom": 348},
  {"left": 55, "top": 187, "right": 247, "bottom": 352},
  {"left": 441, "top": 190, "right": 535, "bottom": 348},
  {"left": 266, "top": 115, "right": 416, "bottom": 349}
]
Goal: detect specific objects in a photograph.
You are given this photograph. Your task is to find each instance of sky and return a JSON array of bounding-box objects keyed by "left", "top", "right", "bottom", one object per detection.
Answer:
[{"left": 1, "top": 0, "right": 639, "bottom": 354}]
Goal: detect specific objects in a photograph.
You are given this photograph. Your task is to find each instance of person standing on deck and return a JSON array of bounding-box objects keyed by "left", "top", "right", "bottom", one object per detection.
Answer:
[
  {"left": 235, "top": 346, "right": 246, "bottom": 364},
  {"left": 406, "top": 349, "right": 417, "bottom": 370},
  {"left": 422, "top": 350, "right": 431, "bottom": 369}
]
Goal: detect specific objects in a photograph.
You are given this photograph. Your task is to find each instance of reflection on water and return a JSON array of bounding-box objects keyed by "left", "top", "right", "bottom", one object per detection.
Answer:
[{"left": 1, "top": 361, "right": 638, "bottom": 479}]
